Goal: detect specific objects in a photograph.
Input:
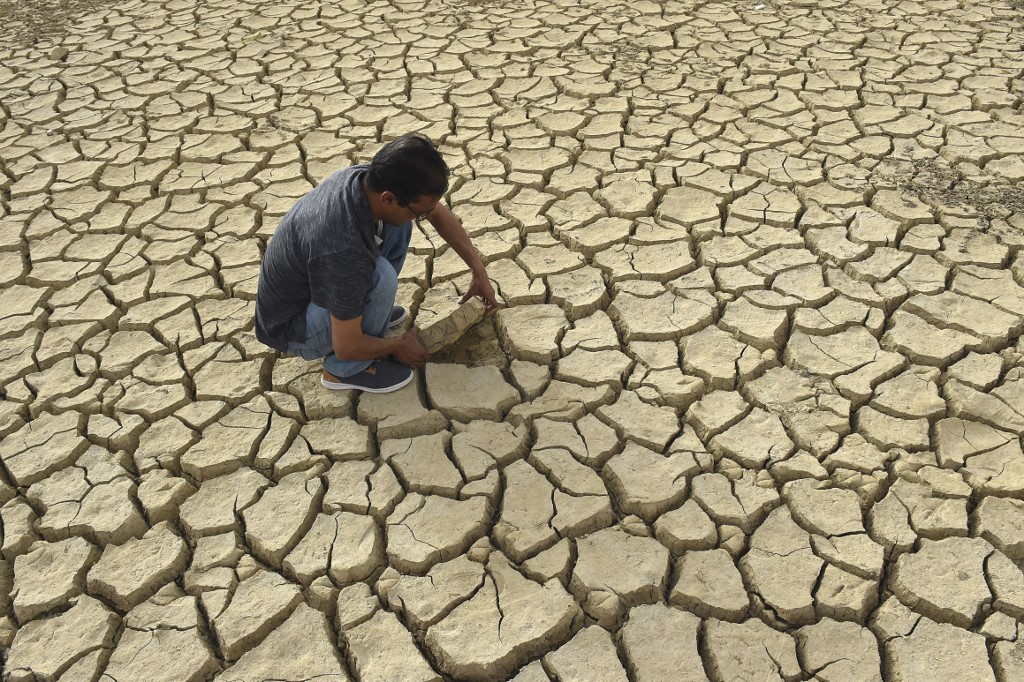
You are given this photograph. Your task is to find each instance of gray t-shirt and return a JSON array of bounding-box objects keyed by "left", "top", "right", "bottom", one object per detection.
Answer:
[{"left": 255, "top": 164, "right": 378, "bottom": 351}]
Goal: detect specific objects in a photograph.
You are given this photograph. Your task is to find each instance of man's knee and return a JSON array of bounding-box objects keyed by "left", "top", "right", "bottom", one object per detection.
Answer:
[{"left": 369, "top": 256, "right": 398, "bottom": 304}]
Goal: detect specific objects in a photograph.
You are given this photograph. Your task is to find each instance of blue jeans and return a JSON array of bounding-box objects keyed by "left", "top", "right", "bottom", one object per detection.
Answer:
[{"left": 287, "top": 222, "right": 412, "bottom": 378}]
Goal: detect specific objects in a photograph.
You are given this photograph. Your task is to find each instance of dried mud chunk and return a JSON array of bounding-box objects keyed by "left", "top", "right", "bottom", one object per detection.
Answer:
[
  {"left": 620, "top": 604, "right": 707, "bottom": 682},
  {"left": 992, "top": 631, "right": 1024, "bottom": 680},
  {"left": 418, "top": 297, "right": 486, "bottom": 353},
  {"left": 705, "top": 618, "right": 800, "bottom": 682},
  {"left": 424, "top": 555, "right": 579, "bottom": 681},
  {"left": 193, "top": 356, "right": 265, "bottom": 405},
  {"left": 212, "top": 569, "right": 303, "bottom": 661},
  {"left": 300, "top": 417, "right": 371, "bottom": 460},
  {"left": 946, "top": 352, "right": 1002, "bottom": 392},
  {"left": 686, "top": 390, "right": 749, "bottom": 441},
  {"left": 593, "top": 240, "right": 694, "bottom": 283},
  {"left": 811, "top": 533, "right": 885, "bottom": 581},
  {"left": 86, "top": 522, "right": 189, "bottom": 611},
  {"left": 597, "top": 390, "right": 680, "bottom": 450},
  {"left": 283, "top": 511, "right": 382, "bottom": 587},
  {"left": 548, "top": 266, "right": 609, "bottom": 317},
  {"left": 885, "top": 617, "right": 995, "bottom": 682},
  {"left": 521, "top": 539, "right": 572, "bottom": 583},
  {"left": 870, "top": 367, "right": 945, "bottom": 420},
  {"left": 516, "top": 242, "right": 585, "bottom": 279},
  {"left": 243, "top": 470, "right": 325, "bottom": 568},
  {"left": 377, "top": 555, "right": 486, "bottom": 631},
  {"left": 383, "top": 432, "right": 463, "bottom": 497},
  {"left": 952, "top": 265, "right": 1024, "bottom": 317},
  {"left": 815, "top": 563, "right": 879, "bottom": 622},
  {"left": 495, "top": 304, "right": 569, "bottom": 364},
  {"left": 357, "top": 381, "right": 446, "bottom": 439},
  {"left": 27, "top": 446, "right": 148, "bottom": 546},
  {"left": 0, "top": 284, "right": 47, "bottom": 339},
  {"left": 882, "top": 476, "right": 968, "bottom": 540},
  {"left": 452, "top": 420, "right": 527, "bottom": 475},
  {"left": 560, "top": 310, "right": 620, "bottom": 354},
  {"left": 506, "top": 380, "right": 615, "bottom": 426},
  {"left": 654, "top": 499, "right": 717, "bottom": 553},
  {"left": 543, "top": 626, "right": 628, "bottom": 682},
  {"left": 882, "top": 310, "right": 981, "bottom": 367},
  {"left": 530, "top": 448, "right": 605, "bottom": 496},
  {"left": 12, "top": 537, "right": 98, "bottom": 622},
  {"left": 609, "top": 288, "right": 716, "bottom": 342},
  {"left": 669, "top": 549, "right": 749, "bottom": 621},
  {"left": 740, "top": 506, "right": 822, "bottom": 625},
  {"left": 602, "top": 443, "right": 694, "bottom": 521},
  {"left": 719, "top": 298, "right": 788, "bottom": 351},
  {"left": 890, "top": 536, "right": 994, "bottom": 629},
  {"left": 179, "top": 398, "right": 272, "bottom": 481},
  {"left": 903, "top": 292, "right": 1021, "bottom": 352},
  {"left": 217, "top": 603, "right": 347, "bottom": 681},
  {"left": 785, "top": 327, "right": 881, "bottom": 379},
  {"left": 5, "top": 596, "right": 119, "bottom": 682},
  {"left": 937, "top": 229, "right": 1011, "bottom": 270},
  {"left": 867, "top": 488, "right": 917, "bottom": 555},
  {"left": 710, "top": 407, "right": 794, "bottom": 468},
  {"left": 552, "top": 488, "right": 614, "bottom": 538},
  {"left": 386, "top": 493, "right": 490, "bottom": 573},
  {"left": 657, "top": 185, "right": 724, "bottom": 228},
  {"left": 133, "top": 418, "right": 197, "bottom": 474},
  {"left": 949, "top": 375, "right": 1024, "bottom": 438},
  {"left": 116, "top": 379, "right": 192, "bottom": 420},
  {"left": 783, "top": 478, "right": 864, "bottom": 537},
  {"left": 682, "top": 325, "right": 751, "bottom": 391},
  {"left": 556, "top": 348, "right": 633, "bottom": 389},
  {"left": 105, "top": 593, "right": 219, "bottom": 682},
  {"left": 984, "top": 550, "right": 1024, "bottom": 620},
  {"left": 570, "top": 527, "right": 669, "bottom": 627},
  {"left": 335, "top": 581, "right": 379, "bottom": 633},
  {"left": 179, "top": 467, "right": 271, "bottom": 540},
  {"left": 509, "top": 359, "right": 551, "bottom": 398},
  {"left": 1, "top": 498, "right": 39, "bottom": 560},
  {"left": 0, "top": 411, "right": 87, "bottom": 486},
  {"left": 323, "top": 460, "right": 402, "bottom": 522},
  {"left": 935, "top": 417, "right": 1024, "bottom": 494},
  {"left": 493, "top": 460, "right": 558, "bottom": 562},
  {"left": 975, "top": 497, "right": 1024, "bottom": 560},
  {"left": 744, "top": 366, "right": 851, "bottom": 456},
  {"left": 631, "top": 366, "right": 705, "bottom": 411},
  {"left": 689, "top": 472, "right": 777, "bottom": 534},
  {"left": 796, "top": 618, "right": 881, "bottom": 682},
  {"left": 425, "top": 363, "right": 519, "bottom": 421},
  {"left": 345, "top": 610, "right": 441, "bottom": 682}
]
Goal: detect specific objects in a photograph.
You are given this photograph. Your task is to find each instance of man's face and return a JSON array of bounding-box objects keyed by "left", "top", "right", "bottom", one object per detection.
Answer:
[{"left": 382, "top": 192, "right": 441, "bottom": 226}]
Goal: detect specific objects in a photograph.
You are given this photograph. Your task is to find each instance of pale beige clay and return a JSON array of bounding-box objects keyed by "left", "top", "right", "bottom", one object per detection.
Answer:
[{"left": 0, "top": 0, "right": 1022, "bottom": 680}]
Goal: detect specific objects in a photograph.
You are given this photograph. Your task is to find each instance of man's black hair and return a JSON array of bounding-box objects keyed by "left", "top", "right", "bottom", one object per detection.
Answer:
[{"left": 366, "top": 134, "right": 449, "bottom": 205}]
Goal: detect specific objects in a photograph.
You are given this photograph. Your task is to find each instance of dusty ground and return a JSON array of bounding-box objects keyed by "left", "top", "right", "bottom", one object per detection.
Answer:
[{"left": 2, "top": 0, "right": 1024, "bottom": 680}]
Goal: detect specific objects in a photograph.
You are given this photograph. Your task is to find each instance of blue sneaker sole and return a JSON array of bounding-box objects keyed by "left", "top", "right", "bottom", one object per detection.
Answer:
[{"left": 321, "top": 371, "right": 413, "bottom": 393}]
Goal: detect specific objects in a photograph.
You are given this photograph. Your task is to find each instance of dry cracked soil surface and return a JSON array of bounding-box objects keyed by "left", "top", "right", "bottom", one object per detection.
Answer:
[{"left": 1, "top": 0, "right": 1024, "bottom": 680}]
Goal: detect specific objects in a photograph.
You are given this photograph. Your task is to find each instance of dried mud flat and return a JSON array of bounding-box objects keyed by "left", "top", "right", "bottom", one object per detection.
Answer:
[{"left": 1, "top": 0, "right": 1024, "bottom": 680}]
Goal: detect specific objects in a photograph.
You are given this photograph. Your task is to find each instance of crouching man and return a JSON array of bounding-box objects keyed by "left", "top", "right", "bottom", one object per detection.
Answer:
[{"left": 254, "top": 134, "right": 498, "bottom": 393}]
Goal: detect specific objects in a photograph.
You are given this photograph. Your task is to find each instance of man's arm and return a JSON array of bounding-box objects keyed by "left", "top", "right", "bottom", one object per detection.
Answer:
[
  {"left": 426, "top": 202, "right": 499, "bottom": 310},
  {"left": 330, "top": 315, "right": 427, "bottom": 368}
]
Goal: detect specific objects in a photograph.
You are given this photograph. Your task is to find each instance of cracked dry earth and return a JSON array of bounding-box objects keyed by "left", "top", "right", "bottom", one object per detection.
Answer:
[{"left": 3, "top": 0, "right": 1024, "bottom": 681}]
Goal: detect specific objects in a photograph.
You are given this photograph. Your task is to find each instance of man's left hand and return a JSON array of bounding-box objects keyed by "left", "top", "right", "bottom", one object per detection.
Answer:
[{"left": 460, "top": 270, "right": 499, "bottom": 313}]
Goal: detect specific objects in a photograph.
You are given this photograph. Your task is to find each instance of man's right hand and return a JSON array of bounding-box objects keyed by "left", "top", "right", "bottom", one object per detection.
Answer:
[{"left": 392, "top": 326, "right": 428, "bottom": 369}]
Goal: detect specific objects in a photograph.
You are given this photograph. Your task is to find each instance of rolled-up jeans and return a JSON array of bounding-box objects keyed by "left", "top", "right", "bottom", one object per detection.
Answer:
[{"left": 286, "top": 221, "right": 412, "bottom": 378}]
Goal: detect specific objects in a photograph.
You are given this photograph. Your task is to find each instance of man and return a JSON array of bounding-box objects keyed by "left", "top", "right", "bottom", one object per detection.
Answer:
[{"left": 254, "top": 134, "right": 498, "bottom": 393}]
